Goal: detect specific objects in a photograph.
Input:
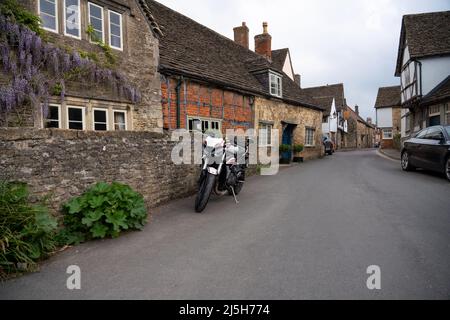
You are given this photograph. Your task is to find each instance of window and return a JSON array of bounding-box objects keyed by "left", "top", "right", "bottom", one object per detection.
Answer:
[
  {"left": 114, "top": 110, "right": 127, "bottom": 131},
  {"left": 93, "top": 108, "right": 108, "bottom": 131},
  {"left": 109, "top": 11, "right": 123, "bottom": 50},
  {"left": 88, "top": 2, "right": 104, "bottom": 42},
  {"left": 424, "top": 127, "right": 443, "bottom": 140},
  {"left": 39, "top": 0, "right": 58, "bottom": 32},
  {"left": 415, "top": 129, "right": 428, "bottom": 139},
  {"left": 259, "top": 123, "right": 273, "bottom": 146},
  {"left": 405, "top": 114, "right": 411, "bottom": 132},
  {"left": 429, "top": 105, "right": 440, "bottom": 116},
  {"left": 188, "top": 117, "right": 221, "bottom": 133},
  {"left": 63, "top": 0, "right": 80, "bottom": 38},
  {"left": 382, "top": 129, "right": 393, "bottom": 140},
  {"left": 446, "top": 104, "right": 450, "bottom": 125},
  {"left": 44, "top": 104, "right": 61, "bottom": 128},
  {"left": 305, "top": 128, "right": 315, "bottom": 146},
  {"left": 270, "top": 73, "right": 282, "bottom": 97},
  {"left": 67, "top": 106, "right": 85, "bottom": 130}
]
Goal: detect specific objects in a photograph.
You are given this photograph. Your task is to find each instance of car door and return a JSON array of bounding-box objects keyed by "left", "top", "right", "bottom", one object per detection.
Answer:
[
  {"left": 421, "top": 127, "right": 447, "bottom": 172},
  {"left": 408, "top": 129, "right": 428, "bottom": 167}
]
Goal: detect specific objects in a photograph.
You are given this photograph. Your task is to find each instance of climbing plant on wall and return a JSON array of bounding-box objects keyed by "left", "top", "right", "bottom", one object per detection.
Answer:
[{"left": 0, "top": 1, "right": 141, "bottom": 124}]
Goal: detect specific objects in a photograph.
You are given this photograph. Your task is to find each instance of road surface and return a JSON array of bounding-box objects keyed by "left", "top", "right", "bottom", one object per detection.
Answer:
[{"left": 1, "top": 150, "right": 449, "bottom": 299}]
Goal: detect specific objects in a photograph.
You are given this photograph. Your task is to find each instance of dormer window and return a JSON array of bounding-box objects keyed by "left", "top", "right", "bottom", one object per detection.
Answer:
[{"left": 269, "top": 72, "right": 282, "bottom": 98}]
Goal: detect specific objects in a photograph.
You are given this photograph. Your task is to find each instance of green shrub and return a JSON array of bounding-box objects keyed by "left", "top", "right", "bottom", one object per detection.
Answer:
[
  {"left": 393, "top": 133, "right": 402, "bottom": 150},
  {"left": 293, "top": 144, "right": 304, "bottom": 154},
  {"left": 0, "top": 0, "right": 43, "bottom": 36},
  {"left": 59, "top": 182, "right": 148, "bottom": 245},
  {"left": 0, "top": 181, "right": 57, "bottom": 276},
  {"left": 279, "top": 144, "right": 292, "bottom": 153}
]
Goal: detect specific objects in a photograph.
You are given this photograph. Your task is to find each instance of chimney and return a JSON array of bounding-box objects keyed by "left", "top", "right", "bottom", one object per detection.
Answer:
[
  {"left": 355, "top": 105, "right": 359, "bottom": 115},
  {"left": 294, "top": 74, "right": 301, "bottom": 88},
  {"left": 255, "top": 22, "right": 272, "bottom": 60},
  {"left": 233, "top": 22, "right": 249, "bottom": 49},
  {"left": 367, "top": 117, "right": 372, "bottom": 125}
]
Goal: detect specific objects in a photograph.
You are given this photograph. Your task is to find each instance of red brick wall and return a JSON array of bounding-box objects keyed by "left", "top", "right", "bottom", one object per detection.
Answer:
[{"left": 161, "top": 77, "right": 254, "bottom": 132}]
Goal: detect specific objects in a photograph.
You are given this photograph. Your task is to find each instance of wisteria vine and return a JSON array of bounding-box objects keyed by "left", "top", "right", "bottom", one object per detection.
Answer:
[{"left": 0, "top": 15, "right": 141, "bottom": 121}]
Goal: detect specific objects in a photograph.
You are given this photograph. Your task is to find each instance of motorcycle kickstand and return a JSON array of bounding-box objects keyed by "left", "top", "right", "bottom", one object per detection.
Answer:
[{"left": 230, "top": 187, "right": 239, "bottom": 204}]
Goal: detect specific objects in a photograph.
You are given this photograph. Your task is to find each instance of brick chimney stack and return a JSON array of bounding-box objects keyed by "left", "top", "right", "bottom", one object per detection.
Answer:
[
  {"left": 355, "top": 105, "right": 359, "bottom": 115},
  {"left": 367, "top": 117, "right": 372, "bottom": 125},
  {"left": 233, "top": 22, "right": 249, "bottom": 49},
  {"left": 255, "top": 22, "right": 272, "bottom": 60}
]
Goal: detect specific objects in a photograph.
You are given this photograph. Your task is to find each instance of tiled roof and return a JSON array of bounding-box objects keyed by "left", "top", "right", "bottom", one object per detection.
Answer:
[
  {"left": 421, "top": 76, "right": 450, "bottom": 106},
  {"left": 300, "top": 83, "right": 346, "bottom": 114},
  {"left": 271, "top": 48, "right": 289, "bottom": 71},
  {"left": 144, "top": 0, "right": 323, "bottom": 111},
  {"left": 374, "top": 86, "right": 401, "bottom": 108},
  {"left": 395, "top": 11, "right": 450, "bottom": 76}
]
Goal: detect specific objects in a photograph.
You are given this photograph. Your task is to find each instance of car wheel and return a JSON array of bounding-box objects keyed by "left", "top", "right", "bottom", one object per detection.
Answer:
[
  {"left": 445, "top": 156, "right": 450, "bottom": 182},
  {"left": 401, "top": 151, "right": 415, "bottom": 172}
]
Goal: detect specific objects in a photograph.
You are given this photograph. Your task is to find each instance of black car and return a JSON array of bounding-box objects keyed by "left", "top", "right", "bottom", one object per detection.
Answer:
[{"left": 401, "top": 125, "right": 450, "bottom": 182}]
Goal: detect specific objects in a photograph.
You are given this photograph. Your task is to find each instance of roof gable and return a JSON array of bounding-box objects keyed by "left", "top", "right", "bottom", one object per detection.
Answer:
[
  {"left": 375, "top": 86, "right": 401, "bottom": 108},
  {"left": 395, "top": 11, "right": 450, "bottom": 76},
  {"left": 300, "top": 84, "right": 346, "bottom": 114}
]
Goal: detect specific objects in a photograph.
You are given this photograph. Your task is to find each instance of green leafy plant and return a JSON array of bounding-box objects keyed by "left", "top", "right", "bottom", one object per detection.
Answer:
[
  {"left": 279, "top": 144, "right": 292, "bottom": 153},
  {"left": 86, "top": 25, "right": 116, "bottom": 67},
  {"left": 293, "top": 144, "right": 304, "bottom": 154},
  {"left": 393, "top": 133, "right": 402, "bottom": 151},
  {"left": 59, "top": 182, "right": 148, "bottom": 245},
  {"left": 0, "top": 0, "right": 43, "bottom": 36},
  {"left": 0, "top": 181, "right": 57, "bottom": 277}
]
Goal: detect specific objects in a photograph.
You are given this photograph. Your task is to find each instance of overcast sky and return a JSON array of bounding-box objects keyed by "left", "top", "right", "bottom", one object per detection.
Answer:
[{"left": 157, "top": 0, "right": 449, "bottom": 120}]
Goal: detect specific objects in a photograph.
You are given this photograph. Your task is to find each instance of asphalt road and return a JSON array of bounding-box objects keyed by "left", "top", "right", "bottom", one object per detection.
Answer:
[{"left": 1, "top": 150, "right": 449, "bottom": 300}]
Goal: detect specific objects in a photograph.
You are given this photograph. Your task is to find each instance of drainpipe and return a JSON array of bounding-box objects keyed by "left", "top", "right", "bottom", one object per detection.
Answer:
[{"left": 175, "top": 76, "right": 184, "bottom": 129}]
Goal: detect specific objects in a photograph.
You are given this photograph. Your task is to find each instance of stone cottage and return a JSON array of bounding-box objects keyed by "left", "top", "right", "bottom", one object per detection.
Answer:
[
  {"left": 374, "top": 86, "right": 402, "bottom": 149},
  {"left": 2, "top": 0, "right": 163, "bottom": 132},
  {"left": 301, "top": 83, "right": 349, "bottom": 150},
  {"left": 145, "top": 0, "right": 325, "bottom": 160}
]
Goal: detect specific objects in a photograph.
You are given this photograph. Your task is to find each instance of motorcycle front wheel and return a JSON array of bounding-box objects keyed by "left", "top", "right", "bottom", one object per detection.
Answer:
[{"left": 195, "top": 172, "right": 216, "bottom": 213}]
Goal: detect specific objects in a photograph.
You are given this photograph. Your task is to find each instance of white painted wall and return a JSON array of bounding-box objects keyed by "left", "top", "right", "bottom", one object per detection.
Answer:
[
  {"left": 329, "top": 99, "right": 337, "bottom": 133},
  {"left": 322, "top": 122, "right": 330, "bottom": 135},
  {"left": 419, "top": 56, "right": 450, "bottom": 96},
  {"left": 377, "top": 108, "right": 393, "bottom": 128},
  {"left": 282, "top": 56, "right": 294, "bottom": 80}
]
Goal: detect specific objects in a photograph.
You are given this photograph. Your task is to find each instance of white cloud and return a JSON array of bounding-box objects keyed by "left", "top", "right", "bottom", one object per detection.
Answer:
[{"left": 156, "top": 0, "right": 450, "bottom": 120}]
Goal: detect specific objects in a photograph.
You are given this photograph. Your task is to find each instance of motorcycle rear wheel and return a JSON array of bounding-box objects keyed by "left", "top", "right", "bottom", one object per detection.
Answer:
[{"left": 195, "top": 173, "right": 216, "bottom": 213}]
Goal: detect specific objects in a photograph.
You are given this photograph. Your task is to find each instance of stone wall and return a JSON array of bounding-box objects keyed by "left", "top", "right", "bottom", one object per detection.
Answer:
[
  {"left": 0, "top": 128, "right": 199, "bottom": 211},
  {"left": 254, "top": 97, "right": 323, "bottom": 160},
  {"left": 6, "top": 0, "right": 163, "bottom": 132}
]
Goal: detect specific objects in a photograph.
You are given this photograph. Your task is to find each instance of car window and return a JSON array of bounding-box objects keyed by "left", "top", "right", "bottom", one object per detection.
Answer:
[
  {"left": 415, "top": 129, "right": 429, "bottom": 139},
  {"left": 424, "top": 127, "right": 443, "bottom": 140},
  {"left": 445, "top": 126, "right": 450, "bottom": 137}
]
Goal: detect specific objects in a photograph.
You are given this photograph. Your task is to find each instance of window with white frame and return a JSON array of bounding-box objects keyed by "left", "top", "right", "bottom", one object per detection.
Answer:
[
  {"left": 88, "top": 2, "right": 104, "bottom": 42},
  {"left": 64, "top": 0, "right": 81, "bottom": 39},
  {"left": 188, "top": 117, "right": 221, "bottom": 133},
  {"left": 382, "top": 128, "right": 393, "bottom": 139},
  {"left": 305, "top": 128, "right": 315, "bottom": 146},
  {"left": 39, "top": 0, "right": 58, "bottom": 32},
  {"left": 113, "top": 110, "right": 127, "bottom": 131},
  {"left": 259, "top": 123, "right": 273, "bottom": 146},
  {"left": 93, "top": 108, "right": 108, "bottom": 131},
  {"left": 109, "top": 10, "right": 123, "bottom": 50},
  {"left": 67, "top": 106, "right": 85, "bottom": 130},
  {"left": 269, "top": 73, "right": 282, "bottom": 97},
  {"left": 43, "top": 104, "right": 61, "bottom": 128}
]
